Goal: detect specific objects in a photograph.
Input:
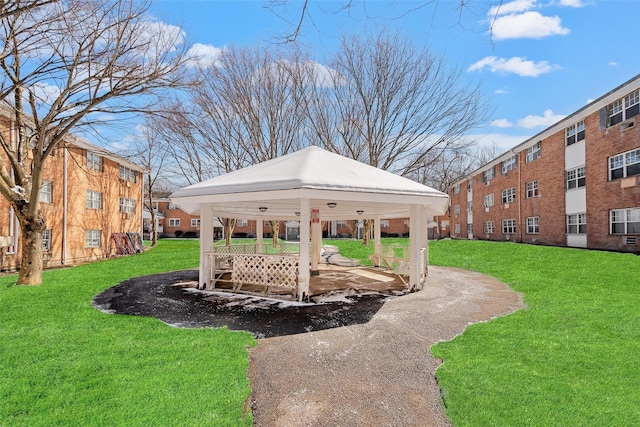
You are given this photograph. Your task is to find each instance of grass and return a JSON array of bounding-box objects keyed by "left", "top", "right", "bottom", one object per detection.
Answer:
[
  {"left": 425, "top": 239, "right": 640, "bottom": 426},
  {"left": 4, "top": 237, "right": 640, "bottom": 426},
  {"left": 0, "top": 239, "right": 255, "bottom": 427}
]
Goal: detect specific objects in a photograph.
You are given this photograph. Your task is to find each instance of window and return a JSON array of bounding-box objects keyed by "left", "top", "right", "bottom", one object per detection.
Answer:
[
  {"left": 236, "top": 219, "right": 247, "bottom": 227},
  {"left": 566, "top": 167, "right": 586, "bottom": 189},
  {"left": 454, "top": 204, "right": 460, "bottom": 215},
  {"left": 608, "top": 89, "right": 640, "bottom": 126},
  {"left": 526, "top": 141, "right": 541, "bottom": 163},
  {"left": 467, "top": 181, "right": 472, "bottom": 191},
  {"left": 501, "top": 187, "right": 516, "bottom": 204},
  {"left": 85, "top": 230, "right": 101, "bottom": 248},
  {"left": 502, "top": 155, "right": 517, "bottom": 174},
  {"left": 336, "top": 220, "right": 347, "bottom": 227},
  {"left": 403, "top": 220, "right": 409, "bottom": 228},
  {"left": 454, "top": 224, "right": 460, "bottom": 234},
  {"left": 610, "top": 208, "right": 640, "bottom": 234},
  {"left": 502, "top": 219, "right": 516, "bottom": 234},
  {"left": 119, "top": 198, "right": 136, "bottom": 214},
  {"left": 467, "top": 224, "right": 473, "bottom": 235},
  {"left": 441, "top": 220, "right": 449, "bottom": 228},
  {"left": 483, "top": 221, "right": 494, "bottom": 234},
  {"left": 483, "top": 167, "right": 495, "bottom": 184},
  {"left": 609, "top": 149, "right": 640, "bottom": 180},
  {"left": 169, "top": 218, "right": 180, "bottom": 227},
  {"left": 467, "top": 201, "right": 473, "bottom": 212},
  {"left": 119, "top": 165, "right": 137, "bottom": 182},
  {"left": 191, "top": 218, "right": 201, "bottom": 228},
  {"left": 87, "top": 152, "right": 103, "bottom": 171},
  {"left": 40, "top": 180, "right": 52, "bottom": 203},
  {"left": 483, "top": 194, "right": 494, "bottom": 208},
  {"left": 526, "top": 217, "right": 539, "bottom": 234},
  {"left": 525, "top": 180, "right": 539, "bottom": 198},
  {"left": 86, "top": 190, "right": 102, "bottom": 209},
  {"left": 42, "top": 229, "right": 51, "bottom": 252},
  {"left": 380, "top": 220, "right": 390, "bottom": 228},
  {"left": 453, "top": 184, "right": 461, "bottom": 195},
  {"left": 567, "top": 213, "right": 587, "bottom": 234},
  {"left": 167, "top": 202, "right": 176, "bottom": 210},
  {"left": 566, "top": 121, "right": 585, "bottom": 146}
]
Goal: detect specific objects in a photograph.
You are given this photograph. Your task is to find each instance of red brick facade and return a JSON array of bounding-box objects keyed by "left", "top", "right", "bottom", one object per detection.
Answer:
[{"left": 449, "top": 75, "right": 640, "bottom": 253}]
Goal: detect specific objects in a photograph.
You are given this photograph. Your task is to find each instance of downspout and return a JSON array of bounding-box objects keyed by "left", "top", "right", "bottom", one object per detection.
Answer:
[
  {"left": 514, "top": 149, "right": 523, "bottom": 243},
  {"left": 62, "top": 145, "right": 68, "bottom": 264}
]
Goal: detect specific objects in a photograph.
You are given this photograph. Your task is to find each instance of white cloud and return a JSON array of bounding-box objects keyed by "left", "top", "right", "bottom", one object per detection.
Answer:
[
  {"left": 554, "top": 0, "right": 586, "bottom": 7},
  {"left": 609, "top": 61, "right": 618, "bottom": 67},
  {"left": 495, "top": 89, "right": 511, "bottom": 94},
  {"left": 468, "top": 132, "right": 532, "bottom": 152},
  {"left": 186, "top": 43, "right": 225, "bottom": 68},
  {"left": 468, "top": 56, "right": 560, "bottom": 77},
  {"left": 517, "top": 109, "right": 566, "bottom": 128},
  {"left": 491, "top": 11, "right": 570, "bottom": 40},
  {"left": 489, "top": 0, "right": 536, "bottom": 17},
  {"left": 490, "top": 119, "right": 513, "bottom": 128}
]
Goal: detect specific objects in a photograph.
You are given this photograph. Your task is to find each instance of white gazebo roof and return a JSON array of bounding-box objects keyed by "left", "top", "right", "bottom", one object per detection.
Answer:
[{"left": 170, "top": 146, "right": 449, "bottom": 220}]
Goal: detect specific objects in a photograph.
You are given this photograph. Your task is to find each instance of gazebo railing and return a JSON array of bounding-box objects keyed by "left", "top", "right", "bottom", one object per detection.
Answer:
[
  {"left": 369, "top": 244, "right": 428, "bottom": 288},
  {"left": 211, "top": 242, "right": 300, "bottom": 255}
]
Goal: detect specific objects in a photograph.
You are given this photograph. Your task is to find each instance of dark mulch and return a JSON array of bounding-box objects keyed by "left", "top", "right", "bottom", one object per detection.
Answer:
[{"left": 93, "top": 270, "right": 398, "bottom": 338}]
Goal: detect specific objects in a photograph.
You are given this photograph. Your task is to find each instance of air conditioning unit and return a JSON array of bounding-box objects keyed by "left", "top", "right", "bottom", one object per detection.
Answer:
[{"left": 623, "top": 236, "right": 637, "bottom": 245}]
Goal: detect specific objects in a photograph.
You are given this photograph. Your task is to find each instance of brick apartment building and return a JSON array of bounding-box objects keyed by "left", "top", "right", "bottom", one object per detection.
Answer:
[
  {"left": 0, "top": 115, "right": 144, "bottom": 271},
  {"left": 448, "top": 74, "right": 640, "bottom": 253}
]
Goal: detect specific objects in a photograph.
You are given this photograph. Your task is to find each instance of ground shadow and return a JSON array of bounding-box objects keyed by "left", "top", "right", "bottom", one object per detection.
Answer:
[{"left": 93, "top": 270, "right": 398, "bottom": 338}]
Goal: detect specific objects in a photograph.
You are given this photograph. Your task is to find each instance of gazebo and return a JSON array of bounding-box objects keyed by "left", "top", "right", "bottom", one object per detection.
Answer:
[{"left": 170, "top": 146, "right": 449, "bottom": 301}]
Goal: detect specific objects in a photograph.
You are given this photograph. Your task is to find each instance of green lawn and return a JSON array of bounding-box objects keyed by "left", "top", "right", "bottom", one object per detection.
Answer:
[
  {"left": 427, "top": 239, "right": 640, "bottom": 426},
  {"left": 3, "top": 238, "right": 639, "bottom": 426},
  {"left": 0, "top": 240, "right": 255, "bottom": 426}
]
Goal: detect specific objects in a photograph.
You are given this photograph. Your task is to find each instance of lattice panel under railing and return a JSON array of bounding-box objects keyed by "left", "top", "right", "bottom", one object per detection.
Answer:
[
  {"left": 232, "top": 254, "right": 299, "bottom": 289},
  {"left": 211, "top": 243, "right": 300, "bottom": 255}
]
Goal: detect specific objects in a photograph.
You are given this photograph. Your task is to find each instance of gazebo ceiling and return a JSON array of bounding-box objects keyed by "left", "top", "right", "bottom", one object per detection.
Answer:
[{"left": 171, "top": 146, "right": 449, "bottom": 218}]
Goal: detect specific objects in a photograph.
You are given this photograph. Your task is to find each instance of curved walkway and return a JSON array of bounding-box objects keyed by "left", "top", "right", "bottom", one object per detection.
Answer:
[{"left": 248, "top": 266, "right": 526, "bottom": 426}]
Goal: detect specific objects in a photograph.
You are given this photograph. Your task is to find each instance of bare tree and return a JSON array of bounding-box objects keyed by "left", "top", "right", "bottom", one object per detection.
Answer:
[
  {"left": 305, "top": 32, "right": 488, "bottom": 245},
  {"left": 0, "top": 0, "right": 192, "bottom": 284},
  {"left": 158, "top": 45, "right": 310, "bottom": 245},
  {"left": 0, "top": 0, "right": 58, "bottom": 20}
]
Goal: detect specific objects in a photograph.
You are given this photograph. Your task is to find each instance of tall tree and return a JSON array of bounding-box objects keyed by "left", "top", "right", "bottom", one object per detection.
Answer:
[
  {"left": 306, "top": 32, "right": 488, "bottom": 244},
  {"left": 0, "top": 0, "right": 192, "bottom": 284}
]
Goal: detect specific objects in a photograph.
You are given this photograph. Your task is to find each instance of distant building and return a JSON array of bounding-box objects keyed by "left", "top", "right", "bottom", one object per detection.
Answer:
[
  {"left": 448, "top": 74, "right": 640, "bottom": 253},
  {"left": 0, "top": 114, "right": 144, "bottom": 271}
]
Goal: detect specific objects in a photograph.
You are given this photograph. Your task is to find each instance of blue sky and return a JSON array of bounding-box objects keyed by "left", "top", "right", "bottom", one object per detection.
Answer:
[{"left": 144, "top": 0, "right": 640, "bottom": 152}]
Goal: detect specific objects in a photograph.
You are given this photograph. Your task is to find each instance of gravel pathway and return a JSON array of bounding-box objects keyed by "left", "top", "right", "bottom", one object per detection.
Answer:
[{"left": 248, "top": 266, "right": 526, "bottom": 426}]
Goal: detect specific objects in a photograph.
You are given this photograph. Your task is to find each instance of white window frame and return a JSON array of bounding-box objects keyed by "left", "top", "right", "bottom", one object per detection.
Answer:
[
  {"left": 501, "top": 187, "right": 516, "bottom": 204},
  {"left": 40, "top": 180, "right": 52, "bottom": 203},
  {"left": 380, "top": 219, "right": 390, "bottom": 228},
  {"left": 502, "top": 155, "right": 517, "bottom": 174},
  {"left": 565, "top": 120, "right": 585, "bottom": 146},
  {"left": 610, "top": 208, "right": 640, "bottom": 234},
  {"left": 502, "top": 219, "right": 516, "bottom": 234},
  {"left": 453, "top": 184, "right": 461, "bottom": 195},
  {"left": 566, "top": 166, "right": 586, "bottom": 189},
  {"left": 526, "top": 141, "right": 541, "bottom": 163},
  {"left": 119, "top": 165, "right": 137, "bottom": 182},
  {"left": 608, "top": 89, "right": 640, "bottom": 126},
  {"left": 483, "top": 194, "right": 494, "bottom": 208},
  {"left": 483, "top": 221, "right": 494, "bottom": 234},
  {"left": 336, "top": 220, "right": 347, "bottom": 228},
  {"left": 483, "top": 167, "right": 495, "bottom": 184},
  {"left": 526, "top": 216, "right": 539, "bottom": 234},
  {"left": 169, "top": 218, "right": 180, "bottom": 227},
  {"left": 85, "top": 230, "right": 101, "bottom": 248},
  {"left": 87, "top": 151, "right": 103, "bottom": 171},
  {"left": 454, "top": 223, "right": 460, "bottom": 234},
  {"left": 467, "top": 201, "right": 473, "bottom": 212},
  {"left": 86, "top": 190, "right": 102, "bottom": 209},
  {"left": 236, "top": 219, "right": 248, "bottom": 227},
  {"left": 525, "top": 180, "right": 539, "bottom": 198},
  {"left": 454, "top": 204, "right": 460, "bottom": 215},
  {"left": 191, "top": 218, "right": 201, "bottom": 228},
  {"left": 42, "top": 229, "right": 51, "bottom": 252},
  {"left": 609, "top": 148, "right": 640, "bottom": 180},
  {"left": 119, "top": 197, "right": 136, "bottom": 214},
  {"left": 567, "top": 213, "right": 587, "bottom": 235}
]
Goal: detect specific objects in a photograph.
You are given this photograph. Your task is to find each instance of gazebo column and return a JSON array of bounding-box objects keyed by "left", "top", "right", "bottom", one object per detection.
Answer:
[
  {"left": 298, "top": 199, "right": 311, "bottom": 301},
  {"left": 310, "top": 220, "right": 321, "bottom": 275},
  {"left": 199, "top": 206, "right": 214, "bottom": 290},
  {"left": 373, "top": 215, "right": 381, "bottom": 267},
  {"left": 409, "top": 204, "right": 427, "bottom": 291},
  {"left": 256, "top": 218, "right": 264, "bottom": 253}
]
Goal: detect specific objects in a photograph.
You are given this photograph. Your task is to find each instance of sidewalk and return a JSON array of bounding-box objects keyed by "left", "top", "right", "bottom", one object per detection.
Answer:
[{"left": 248, "top": 266, "right": 526, "bottom": 426}]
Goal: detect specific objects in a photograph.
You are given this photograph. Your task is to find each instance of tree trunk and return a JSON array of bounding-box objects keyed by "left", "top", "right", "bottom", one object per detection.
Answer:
[
  {"left": 223, "top": 218, "right": 235, "bottom": 246},
  {"left": 271, "top": 221, "right": 280, "bottom": 246},
  {"left": 17, "top": 215, "right": 46, "bottom": 285},
  {"left": 150, "top": 208, "right": 158, "bottom": 247}
]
